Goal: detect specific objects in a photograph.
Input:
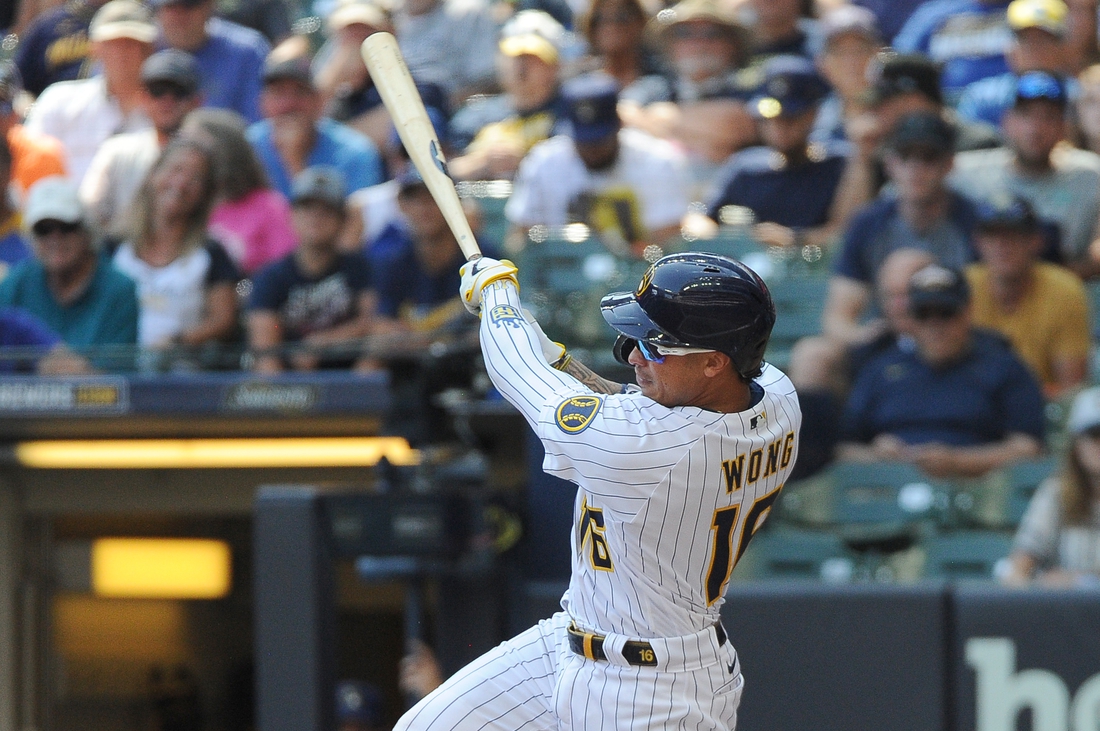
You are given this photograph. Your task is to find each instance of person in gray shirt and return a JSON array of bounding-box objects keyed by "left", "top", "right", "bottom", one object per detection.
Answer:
[{"left": 950, "top": 71, "right": 1100, "bottom": 279}]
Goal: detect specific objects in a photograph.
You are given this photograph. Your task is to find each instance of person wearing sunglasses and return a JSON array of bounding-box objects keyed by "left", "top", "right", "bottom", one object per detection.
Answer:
[
  {"left": 838, "top": 263, "right": 1045, "bottom": 479},
  {"left": 398, "top": 252, "right": 799, "bottom": 731},
  {"left": 1002, "top": 384, "right": 1100, "bottom": 587},
  {"left": 81, "top": 49, "right": 204, "bottom": 240},
  {"left": 0, "top": 176, "right": 138, "bottom": 372}
]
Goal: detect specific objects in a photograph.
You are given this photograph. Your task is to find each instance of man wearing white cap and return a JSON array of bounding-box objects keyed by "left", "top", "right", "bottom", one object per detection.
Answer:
[
  {"left": 0, "top": 176, "right": 138, "bottom": 370},
  {"left": 23, "top": 0, "right": 154, "bottom": 184}
]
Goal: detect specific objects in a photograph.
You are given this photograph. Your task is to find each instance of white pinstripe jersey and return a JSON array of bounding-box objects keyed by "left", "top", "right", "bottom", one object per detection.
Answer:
[{"left": 479, "top": 282, "right": 802, "bottom": 641}]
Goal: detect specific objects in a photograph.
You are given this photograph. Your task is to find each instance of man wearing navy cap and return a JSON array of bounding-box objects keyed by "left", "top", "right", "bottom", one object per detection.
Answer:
[
  {"left": 81, "top": 49, "right": 204, "bottom": 237},
  {"left": 951, "top": 70, "right": 1100, "bottom": 277},
  {"left": 505, "top": 72, "right": 689, "bottom": 257},
  {"left": 965, "top": 194, "right": 1089, "bottom": 396},
  {"left": 838, "top": 262, "right": 1045, "bottom": 478},
  {"left": 706, "top": 54, "right": 850, "bottom": 249}
]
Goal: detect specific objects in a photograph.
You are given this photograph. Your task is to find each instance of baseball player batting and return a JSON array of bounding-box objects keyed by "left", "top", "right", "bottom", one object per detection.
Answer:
[{"left": 394, "top": 252, "right": 801, "bottom": 731}]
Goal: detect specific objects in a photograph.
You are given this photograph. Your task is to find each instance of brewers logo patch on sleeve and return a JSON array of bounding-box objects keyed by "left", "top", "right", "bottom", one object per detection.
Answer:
[
  {"left": 555, "top": 395, "right": 602, "bottom": 434},
  {"left": 488, "top": 304, "right": 524, "bottom": 328}
]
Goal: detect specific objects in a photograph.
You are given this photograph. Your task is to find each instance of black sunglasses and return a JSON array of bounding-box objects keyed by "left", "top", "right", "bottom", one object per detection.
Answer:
[
  {"left": 32, "top": 220, "right": 82, "bottom": 237},
  {"left": 145, "top": 81, "right": 195, "bottom": 100},
  {"left": 912, "top": 305, "right": 962, "bottom": 321}
]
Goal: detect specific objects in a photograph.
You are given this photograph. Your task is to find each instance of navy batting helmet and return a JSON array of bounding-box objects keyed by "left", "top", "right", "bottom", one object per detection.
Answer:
[{"left": 600, "top": 253, "right": 776, "bottom": 380}]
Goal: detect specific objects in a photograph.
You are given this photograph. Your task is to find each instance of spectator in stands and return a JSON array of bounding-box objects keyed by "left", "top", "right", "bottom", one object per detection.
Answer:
[
  {"left": 893, "top": 0, "right": 1015, "bottom": 104},
  {"left": 0, "top": 137, "right": 31, "bottom": 273},
  {"left": 247, "top": 166, "right": 374, "bottom": 373},
  {"left": 830, "top": 54, "right": 1001, "bottom": 230},
  {"left": 824, "top": 111, "right": 978, "bottom": 347},
  {"left": 23, "top": 0, "right": 154, "bottom": 184},
  {"left": 957, "top": 0, "right": 1073, "bottom": 128},
  {"left": 505, "top": 72, "right": 689, "bottom": 257},
  {"left": 838, "top": 263, "right": 1045, "bottom": 479},
  {"left": 181, "top": 108, "right": 297, "bottom": 275},
  {"left": 81, "top": 49, "right": 204, "bottom": 239},
  {"left": 810, "top": 4, "right": 882, "bottom": 144},
  {"left": 787, "top": 247, "right": 936, "bottom": 479},
  {"left": 151, "top": 0, "right": 270, "bottom": 123},
  {"left": 448, "top": 10, "right": 570, "bottom": 180},
  {"left": 620, "top": 0, "right": 756, "bottom": 176},
  {"left": 742, "top": 0, "right": 818, "bottom": 62},
  {"left": 0, "top": 61, "right": 67, "bottom": 203},
  {"left": 315, "top": 0, "right": 409, "bottom": 156},
  {"left": 1072, "top": 63, "right": 1100, "bottom": 154},
  {"left": 965, "top": 194, "right": 1089, "bottom": 397},
  {"left": 13, "top": 0, "right": 108, "bottom": 96},
  {"left": 574, "top": 0, "right": 660, "bottom": 97},
  {"left": 704, "top": 54, "right": 848, "bottom": 249},
  {"left": 392, "top": 0, "right": 501, "bottom": 108},
  {"left": 0, "top": 177, "right": 138, "bottom": 369},
  {"left": 248, "top": 38, "right": 385, "bottom": 201},
  {"left": 111, "top": 138, "right": 241, "bottom": 360},
  {"left": 370, "top": 167, "right": 471, "bottom": 337},
  {"left": 1003, "top": 384, "right": 1100, "bottom": 587},
  {"left": 950, "top": 71, "right": 1100, "bottom": 277},
  {"left": 0, "top": 307, "right": 92, "bottom": 374}
]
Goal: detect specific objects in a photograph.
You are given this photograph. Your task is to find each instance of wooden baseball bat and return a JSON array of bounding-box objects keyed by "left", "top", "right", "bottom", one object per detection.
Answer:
[{"left": 361, "top": 32, "right": 482, "bottom": 261}]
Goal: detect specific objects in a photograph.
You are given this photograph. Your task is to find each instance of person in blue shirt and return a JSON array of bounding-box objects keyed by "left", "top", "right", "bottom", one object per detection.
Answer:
[
  {"left": 893, "top": 0, "right": 1013, "bottom": 104},
  {"left": 838, "top": 262, "right": 1045, "bottom": 478},
  {"left": 247, "top": 41, "right": 385, "bottom": 199},
  {"left": 369, "top": 167, "right": 488, "bottom": 444},
  {"left": 706, "top": 54, "right": 849, "bottom": 249},
  {"left": 956, "top": 0, "right": 1073, "bottom": 128},
  {"left": 0, "top": 176, "right": 138, "bottom": 372},
  {"left": 151, "top": 0, "right": 270, "bottom": 122}
]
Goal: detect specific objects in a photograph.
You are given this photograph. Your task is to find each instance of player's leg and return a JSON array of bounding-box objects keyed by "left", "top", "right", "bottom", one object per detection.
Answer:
[
  {"left": 394, "top": 613, "right": 569, "bottom": 731},
  {"left": 554, "top": 637, "right": 744, "bottom": 730}
]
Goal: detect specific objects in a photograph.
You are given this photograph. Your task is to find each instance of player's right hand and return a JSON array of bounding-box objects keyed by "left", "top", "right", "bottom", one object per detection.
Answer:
[{"left": 459, "top": 257, "right": 519, "bottom": 314}]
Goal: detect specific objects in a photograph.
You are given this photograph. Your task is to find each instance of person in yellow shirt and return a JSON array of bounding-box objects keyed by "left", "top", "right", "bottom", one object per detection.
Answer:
[{"left": 965, "top": 194, "right": 1090, "bottom": 397}]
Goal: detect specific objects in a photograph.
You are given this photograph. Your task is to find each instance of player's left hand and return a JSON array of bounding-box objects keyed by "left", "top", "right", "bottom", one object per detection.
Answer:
[{"left": 459, "top": 257, "right": 518, "bottom": 314}]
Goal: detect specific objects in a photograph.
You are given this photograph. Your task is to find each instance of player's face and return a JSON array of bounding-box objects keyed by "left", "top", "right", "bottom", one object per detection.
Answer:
[{"left": 627, "top": 344, "right": 714, "bottom": 407}]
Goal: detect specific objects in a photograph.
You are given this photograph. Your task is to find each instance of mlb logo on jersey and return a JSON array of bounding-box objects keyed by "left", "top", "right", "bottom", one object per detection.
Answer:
[
  {"left": 488, "top": 304, "right": 524, "bottom": 328},
  {"left": 555, "top": 395, "right": 603, "bottom": 434}
]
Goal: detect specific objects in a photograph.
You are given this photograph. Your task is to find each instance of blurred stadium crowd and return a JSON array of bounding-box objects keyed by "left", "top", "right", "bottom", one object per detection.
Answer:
[{"left": 0, "top": 0, "right": 1098, "bottom": 589}]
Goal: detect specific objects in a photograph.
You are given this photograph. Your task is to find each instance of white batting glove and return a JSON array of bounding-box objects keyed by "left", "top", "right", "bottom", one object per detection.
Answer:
[
  {"left": 521, "top": 308, "right": 569, "bottom": 368},
  {"left": 459, "top": 257, "right": 519, "bottom": 314}
]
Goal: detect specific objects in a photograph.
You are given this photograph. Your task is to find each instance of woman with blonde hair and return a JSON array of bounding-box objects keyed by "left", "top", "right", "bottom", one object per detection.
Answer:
[
  {"left": 112, "top": 137, "right": 241, "bottom": 363},
  {"left": 1002, "top": 386, "right": 1100, "bottom": 587},
  {"left": 181, "top": 108, "right": 298, "bottom": 275}
]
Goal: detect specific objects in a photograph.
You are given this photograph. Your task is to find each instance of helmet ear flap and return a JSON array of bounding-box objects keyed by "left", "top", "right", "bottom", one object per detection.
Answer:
[{"left": 613, "top": 335, "right": 636, "bottom": 365}]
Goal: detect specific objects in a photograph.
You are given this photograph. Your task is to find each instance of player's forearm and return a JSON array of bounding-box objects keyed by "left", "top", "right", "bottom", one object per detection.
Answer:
[{"left": 479, "top": 282, "right": 581, "bottom": 425}]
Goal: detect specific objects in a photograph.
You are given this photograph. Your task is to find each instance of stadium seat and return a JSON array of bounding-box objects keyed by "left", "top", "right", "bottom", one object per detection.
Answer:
[
  {"left": 950, "top": 457, "right": 1057, "bottom": 529},
  {"left": 822, "top": 461, "right": 948, "bottom": 545},
  {"left": 732, "top": 526, "right": 856, "bottom": 582},
  {"left": 921, "top": 530, "right": 1014, "bottom": 581}
]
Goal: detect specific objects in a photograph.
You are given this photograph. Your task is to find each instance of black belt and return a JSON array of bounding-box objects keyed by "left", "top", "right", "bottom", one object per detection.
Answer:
[{"left": 567, "top": 623, "right": 727, "bottom": 667}]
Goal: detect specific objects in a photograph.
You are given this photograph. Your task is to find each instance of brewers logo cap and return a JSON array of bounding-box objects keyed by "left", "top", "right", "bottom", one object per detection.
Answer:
[{"left": 562, "top": 72, "right": 621, "bottom": 143}]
